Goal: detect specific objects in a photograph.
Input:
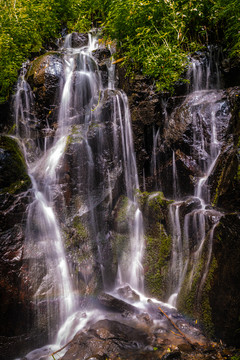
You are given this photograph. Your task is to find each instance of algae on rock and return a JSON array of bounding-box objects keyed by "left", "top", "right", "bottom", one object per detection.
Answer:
[{"left": 0, "top": 135, "right": 30, "bottom": 194}]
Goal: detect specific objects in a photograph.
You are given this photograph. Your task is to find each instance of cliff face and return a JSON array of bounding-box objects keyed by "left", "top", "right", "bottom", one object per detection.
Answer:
[
  {"left": 118, "top": 53, "right": 240, "bottom": 345},
  {"left": 0, "top": 34, "right": 240, "bottom": 359}
]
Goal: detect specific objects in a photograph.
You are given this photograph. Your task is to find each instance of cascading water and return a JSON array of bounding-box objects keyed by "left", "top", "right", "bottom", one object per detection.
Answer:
[
  {"left": 112, "top": 91, "right": 145, "bottom": 292},
  {"left": 166, "top": 50, "right": 230, "bottom": 306},
  {"left": 14, "top": 32, "right": 146, "bottom": 359}
]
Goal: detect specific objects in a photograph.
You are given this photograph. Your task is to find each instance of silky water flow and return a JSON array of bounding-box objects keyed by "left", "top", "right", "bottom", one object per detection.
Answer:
[
  {"left": 13, "top": 37, "right": 228, "bottom": 360},
  {"left": 166, "top": 50, "right": 231, "bottom": 306},
  {"left": 14, "top": 34, "right": 150, "bottom": 360}
]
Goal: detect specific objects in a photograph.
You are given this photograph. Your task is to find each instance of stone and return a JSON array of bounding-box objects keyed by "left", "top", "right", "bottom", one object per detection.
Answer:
[
  {"left": 71, "top": 32, "right": 88, "bottom": 48},
  {"left": 117, "top": 284, "right": 140, "bottom": 303},
  {"left": 0, "top": 135, "right": 30, "bottom": 194},
  {"left": 92, "top": 48, "right": 111, "bottom": 63},
  {"left": 208, "top": 214, "right": 240, "bottom": 346},
  {"left": 161, "top": 351, "right": 181, "bottom": 359},
  {"left": 26, "top": 52, "right": 64, "bottom": 125},
  {"left": 97, "top": 293, "right": 139, "bottom": 314},
  {"left": 62, "top": 319, "right": 151, "bottom": 360}
]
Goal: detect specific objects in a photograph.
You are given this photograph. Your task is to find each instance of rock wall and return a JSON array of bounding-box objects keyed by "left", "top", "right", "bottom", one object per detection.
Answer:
[
  {"left": 0, "top": 33, "right": 240, "bottom": 357},
  {"left": 118, "top": 57, "right": 240, "bottom": 345}
]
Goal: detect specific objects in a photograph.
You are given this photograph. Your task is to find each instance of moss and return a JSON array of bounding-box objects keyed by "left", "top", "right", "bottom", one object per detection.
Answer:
[
  {"left": 177, "top": 258, "right": 204, "bottom": 318},
  {"left": 144, "top": 223, "right": 172, "bottom": 299},
  {"left": 177, "top": 231, "right": 218, "bottom": 338},
  {"left": 0, "top": 135, "right": 30, "bottom": 194},
  {"left": 200, "top": 257, "right": 218, "bottom": 336},
  {"left": 212, "top": 167, "right": 225, "bottom": 206},
  {"left": 148, "top": 191, "right": 172, "bottom": 210},
  {"left": 4, "top": 179, "right": 31, "bottom": 194},
  {"left": 72, "top": 216, "right": 88, "bottom": 241},
  {"left": 26, "top": 52, "right": 61, "bottom": 81},
  {"left": 116, "top": 196, "right": 130, "bottom": 222},
  {"left": 137, "top": 190, "right": 173, "bottom": 210}
]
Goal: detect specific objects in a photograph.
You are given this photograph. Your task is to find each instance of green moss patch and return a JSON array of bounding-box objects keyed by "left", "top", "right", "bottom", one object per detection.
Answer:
[
  {"left": 144, "top": 223, "right": 171, "bottom": 299},
  {"left": 0, "top": 135, "right": 30, "bottom": 194}
]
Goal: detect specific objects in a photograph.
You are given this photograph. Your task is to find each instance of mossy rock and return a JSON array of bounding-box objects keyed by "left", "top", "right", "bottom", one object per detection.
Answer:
[
  {"left": 138, "top": 190, "right": 173, "bottom": 235},
  {"left": 26, "top": 52, "right": 63, "bottom": 87},
  {"left": 113, "top": 196, "right": 135, "bottom": 234},
  {"left": 177, "top": 215, "right": 240, "bottom": 344},
  {"left": 144, "top": 223, "right": 172, "bottom": 300},
  {"left": 0, "top": 135, "right": 30, "bottom": 194}
]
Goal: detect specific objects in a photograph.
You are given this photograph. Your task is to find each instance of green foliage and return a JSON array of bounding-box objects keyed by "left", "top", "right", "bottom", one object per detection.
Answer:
[
  {"left": 105, "top": 0, "right": 188, "bottom": 91},
  {"left": 231, "top": 356, "right": 240, "bottom": 360},
  {"left": 0, "top": 0, "right": 239, "bottom": 103},
  {"left": 104, "top": 0, "right": 240, "bottom": 92},
  {"left": 213, "top": 0, "right": 240, "bottom": 57},
  {"left": 0, "top": 0, "right": 93, "bottom": 103}
]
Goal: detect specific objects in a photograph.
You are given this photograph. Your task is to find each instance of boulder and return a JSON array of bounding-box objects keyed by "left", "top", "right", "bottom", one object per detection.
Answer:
[
  {"left": 62, "top": 319, "right": 154, "bottom": 360},
  {"left": 97, "top": 293, "right": 139, "bottom": 314},
  {"left": 0, "top": 135, "right": 30, "bottom": 194},
  {"left": 117, "top": 284, "right": 140, "bottom": 303},
  {"left": 70, "top": 32, "right": 88, "bottom": 48},
  {"left": 26, "top": 52, "right": 64, "bottom": 124}
]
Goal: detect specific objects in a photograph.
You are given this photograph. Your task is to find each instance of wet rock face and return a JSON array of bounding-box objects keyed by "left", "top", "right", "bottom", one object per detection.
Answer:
[
  {"left": 119, "top": 55, "right": 240, "bottom": 347},
  {"left": 0, "top": 135, "right": 30, "bottom": 193},
  {"left": 61, "top": 315, "right": 235, "bottom": 360},
  {"left": 70, "top": 32, "right": 88, "bottom": 48},
  {"left": 0, "top": 137, "right": 36, "bottom": 356},
  {"left": 209, "top": 87, "right": 240, "bottom": 211},
  {"left": 92, "top": 47, "right": 112, "bottom": 87},
  {"left": 209, "top": 214, "right": 240, "bottom": 346},
  {"left": 26, "top": 52, "right": 64, "bottom": 125},
  {"left": 62, "top": 319, "right": 152, "bottom": 360},
  {"left": 97, "top": 292, "right": 140, "bottom": 314}
]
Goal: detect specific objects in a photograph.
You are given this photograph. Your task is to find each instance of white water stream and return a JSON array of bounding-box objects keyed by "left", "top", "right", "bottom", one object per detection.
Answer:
[
  {"left": 14, "top": 32, "right": 146, "bottom": 359},
  {"left": 167, "top": 51, "right": 229, "bottom": 306}
]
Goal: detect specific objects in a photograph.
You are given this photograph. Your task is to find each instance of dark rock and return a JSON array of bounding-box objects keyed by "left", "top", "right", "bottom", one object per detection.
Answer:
[
  {"left": 161, "top": 351, "right": 181, "bottom": 359},
  {"left": 71, "top": 32, "right": 88, "bottom": 48},
  {"left": 222, "top": 57, "right": 240, "bottom": 88},
  {"left": 177, "top": 343, "right": 193, "bottom": 352},
  {"left": 97, "top": 293, "right": 140, "bottom": 314},
  {"left": 0, "top": 137, "right": 37, "bottom": 357},
  {"left": 0, "top": 100, "right": 11, "bottom": 133},
  {"left": 62, "top": 319, "right": 151, "bottom": 360},
  {"left": 92, "top": 48, "right": 111, "bottom": 63},
  {"left": 26, "top": 52, "right": 64, "bottom": 125},
  {"left": 0, "top": 135, "right": 30, "bottom": 194},
  {"left": 178, "top": 197, "right": 202, "bottom": 218},
  {"left": 137, "top": 312, "right": 154, "bottom": 326},
  {"left": 117, "top": 285, "right": 140, "bottom": 303},
  {"left": 92, "top": 49, "right": 112, "bottom": 87},
  {"left": 209, "top": 87, "right": 240, "bottom": 211},
  {"left": 209, "top": 214, "right": 240, "bottom": 346}
]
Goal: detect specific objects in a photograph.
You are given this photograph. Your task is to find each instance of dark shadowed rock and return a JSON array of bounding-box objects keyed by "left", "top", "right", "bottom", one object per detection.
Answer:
[
  {"left": 0, "top": 135, "right": 30, "bottom": 194},
  {"left": 161, "top": 351, "right": 181, "bottom": 360},
  {"left": 26, "top": 52, "right": 64, "bottom": 124},
  {"left": 92, "top": 48, "right": 111, "bottom": 63},
  {"left": 62, "top": 319, "right": 152, "bottom": 360},
  {"left": 97, "top": 293, "right": 140, "bottom": 314},
  {"left": 209, "top": 214, "right": 240, "bottom": 346},
  {"left": 117, "top": 285, "right": 140, "bottom": 303},
  {"left": 71, "top": 32, "right": 88, "bottom": 48}
]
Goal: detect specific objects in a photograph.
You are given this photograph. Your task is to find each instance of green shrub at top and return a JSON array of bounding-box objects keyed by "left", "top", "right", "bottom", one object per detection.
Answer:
[{"left": 0, "top": 0, "right": 239, "bottom": 104}]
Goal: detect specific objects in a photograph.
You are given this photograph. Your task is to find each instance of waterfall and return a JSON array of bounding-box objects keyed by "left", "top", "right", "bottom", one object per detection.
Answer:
[
  {"left": 111, "top": 84, "right": 144, "bottom": 293},
  {"left": 14, "top": 31, "right": 146, "bottom": 359},
  {"left": 166, "top": 49, "right": 229, "bottom": 306}
]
